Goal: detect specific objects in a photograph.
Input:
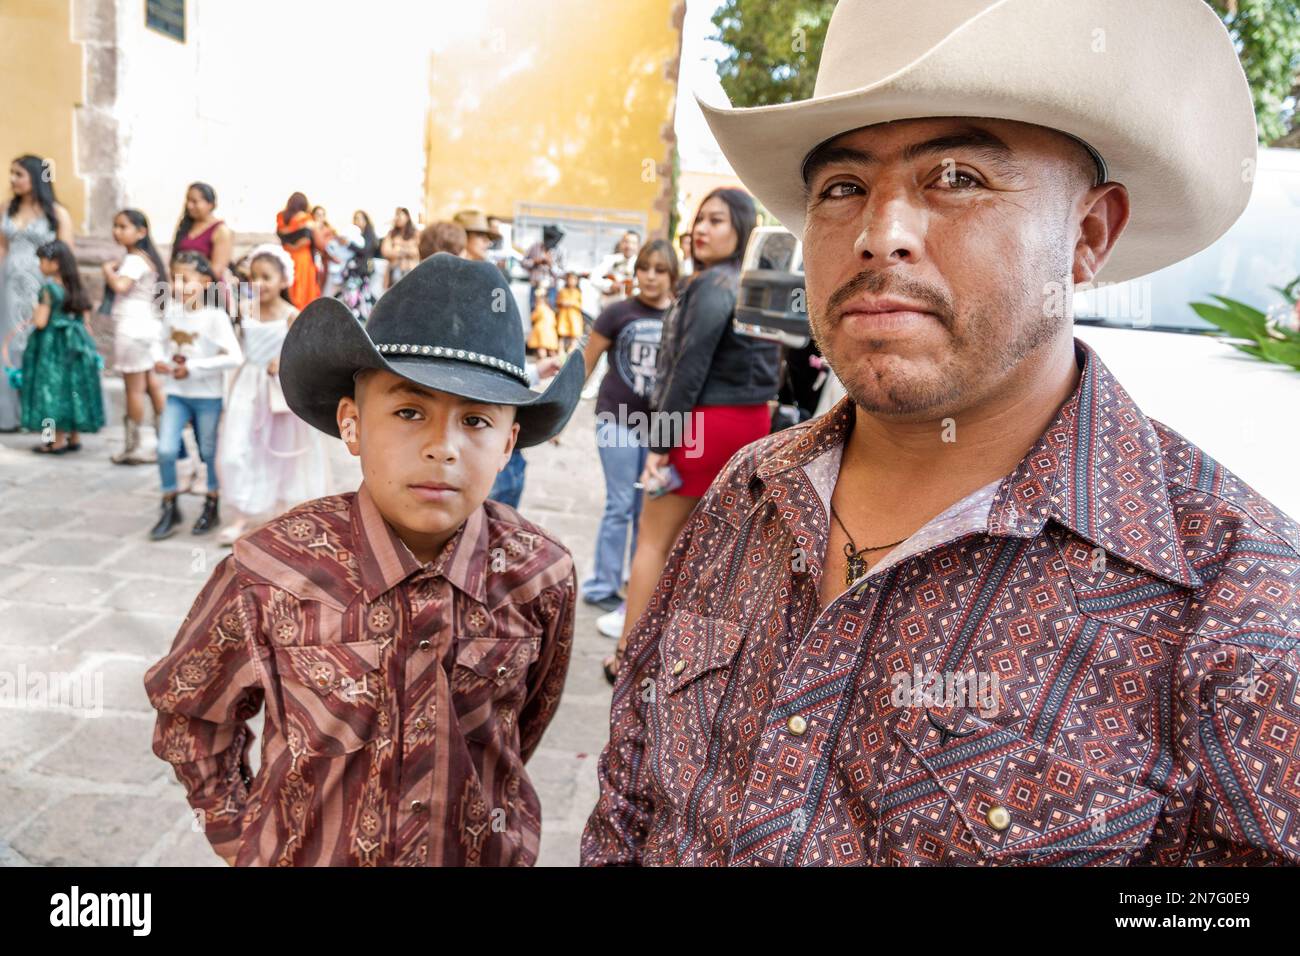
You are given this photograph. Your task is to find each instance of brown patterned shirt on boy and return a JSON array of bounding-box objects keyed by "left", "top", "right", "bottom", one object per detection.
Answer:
[{"left": 144, "top": 485, "right": 575, "bottom": 866}]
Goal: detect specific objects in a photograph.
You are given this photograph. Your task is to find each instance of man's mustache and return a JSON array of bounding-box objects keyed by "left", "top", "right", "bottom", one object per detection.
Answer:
[{"left": 822, "top": 270, "right": 954, "bottom": 328}]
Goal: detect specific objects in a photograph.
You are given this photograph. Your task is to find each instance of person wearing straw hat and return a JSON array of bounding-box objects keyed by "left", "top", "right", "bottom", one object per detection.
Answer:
[
  {"left": 583, "top": 0, "right": 1300, "bottom": 866},
  {"left": 146, "top": 253, "right": 584, "bottom": 865},
  {"left": 453, "top": 208, "right": 502, "bottom": 263}
]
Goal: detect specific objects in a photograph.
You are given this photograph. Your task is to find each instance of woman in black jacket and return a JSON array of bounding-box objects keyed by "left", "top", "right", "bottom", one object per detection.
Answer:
[{"left": 604, "top": 187, "right": 781, "bottom": 682}]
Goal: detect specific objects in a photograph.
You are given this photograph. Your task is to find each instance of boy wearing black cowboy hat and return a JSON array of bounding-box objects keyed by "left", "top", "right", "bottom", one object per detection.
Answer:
[{"left": 144, "top": 253, "right": 585, "bottom": 866}]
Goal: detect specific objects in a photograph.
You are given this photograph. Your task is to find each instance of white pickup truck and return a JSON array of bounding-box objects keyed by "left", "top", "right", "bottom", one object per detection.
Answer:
[{"left": 736, "top": 147, "right": 1300, "bottom": 518}]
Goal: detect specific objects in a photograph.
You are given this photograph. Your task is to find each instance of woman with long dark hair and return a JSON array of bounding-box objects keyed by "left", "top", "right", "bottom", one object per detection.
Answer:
[
  {"left": 603, "top": 188, "right": 781, "bottom": 682},
  {"left": 276, "top": 192, "right": 320, "bottom": 308},
  {"left": 380, "top": 206, "right": 419, "bottom": 289},
  {"left": 170, "top": 182, "right": 232, "bottom": 279},
  {"left": 352, "top": 210, "right": 379, "bottom": 272},
  {"left": 0, "top": 154, "right": 74, "bottom": 431},
  {"left": 333, "top": 210, "right": 379, "bottom": 321},
  {"left": 21, "top": 240, "right": 104, "bottom": 452}
]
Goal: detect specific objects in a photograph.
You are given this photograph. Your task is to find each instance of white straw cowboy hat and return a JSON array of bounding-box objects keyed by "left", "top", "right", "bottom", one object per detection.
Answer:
[{"left": 698, "top": 0, "right": 1258, "bottom": 283}]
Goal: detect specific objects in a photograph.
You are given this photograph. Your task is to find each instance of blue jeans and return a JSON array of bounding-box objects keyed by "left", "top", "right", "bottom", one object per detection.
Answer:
[
  {"left": 158, "top": 394, "right": 222, "bottom": 494},
  {"left": 580, "top": 419, "right": 647, "bottom": 602},
  {"left": 489, "top": 448, "right": 527, "bottom": 509}
]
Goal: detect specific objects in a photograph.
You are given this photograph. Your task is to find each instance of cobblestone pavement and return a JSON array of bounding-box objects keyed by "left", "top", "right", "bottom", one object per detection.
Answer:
[{"left": 0, "top": 385, "right": 614, "bottom": 866}]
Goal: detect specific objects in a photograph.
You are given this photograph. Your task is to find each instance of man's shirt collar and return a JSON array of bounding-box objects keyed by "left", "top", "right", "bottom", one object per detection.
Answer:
[{"left": 754, "top": 339, "right": 1201, "bottom": 589}]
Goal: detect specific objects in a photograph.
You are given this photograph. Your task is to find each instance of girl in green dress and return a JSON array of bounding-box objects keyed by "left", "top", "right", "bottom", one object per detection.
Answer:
[{"left": 21, "top": 240, "right": 105, "bottom": 453}]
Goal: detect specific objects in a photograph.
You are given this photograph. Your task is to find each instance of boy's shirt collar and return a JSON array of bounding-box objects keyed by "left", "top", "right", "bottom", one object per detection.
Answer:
[{"left": 351, "top": 482, "right": 489, "bottom": 605}]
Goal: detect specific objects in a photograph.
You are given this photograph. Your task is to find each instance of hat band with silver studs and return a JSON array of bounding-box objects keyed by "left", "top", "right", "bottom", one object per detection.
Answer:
[{"left": 374, "top": 343, "right": 529, "bottom": 384}]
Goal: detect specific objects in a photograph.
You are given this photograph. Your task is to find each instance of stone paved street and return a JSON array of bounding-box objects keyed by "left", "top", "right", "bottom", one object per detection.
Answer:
[{"left": 0, "top": 380, "right": 613, "bottom": 867}]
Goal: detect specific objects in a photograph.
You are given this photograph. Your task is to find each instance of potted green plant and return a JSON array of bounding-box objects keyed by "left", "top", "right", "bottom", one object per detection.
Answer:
[{"left": 1190, "top": 280, "right": 1300, "bottom": 371}]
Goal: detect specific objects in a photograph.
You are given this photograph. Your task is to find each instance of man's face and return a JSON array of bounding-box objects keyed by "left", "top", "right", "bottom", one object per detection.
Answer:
[
  {"left": 337, "top": 370, "right": 518, "bottom": 554},
  {"left": 465, "top": 232, "right": 491, "bottom": 261},
  {"left": 802, "top": 116, "right": 1110, "bottom": 420}
]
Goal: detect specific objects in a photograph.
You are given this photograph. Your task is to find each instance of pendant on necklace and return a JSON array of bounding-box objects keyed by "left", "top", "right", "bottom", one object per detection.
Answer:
[{"left": 844, "top": 547, "right": 868, "bottom": 588}]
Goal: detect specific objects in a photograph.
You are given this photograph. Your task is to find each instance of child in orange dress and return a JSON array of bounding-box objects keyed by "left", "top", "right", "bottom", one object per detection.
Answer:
[
  {"left": 555, "top": 271, "right": 584, "bottom": 355},
  {"left": 527, "top": 276, "right": 559, "bottom": 357}
]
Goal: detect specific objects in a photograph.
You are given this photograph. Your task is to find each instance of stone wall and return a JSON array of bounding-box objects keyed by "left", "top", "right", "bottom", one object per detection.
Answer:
[{"left": 73, "top": 0, "right": 126, "bottom": 237}]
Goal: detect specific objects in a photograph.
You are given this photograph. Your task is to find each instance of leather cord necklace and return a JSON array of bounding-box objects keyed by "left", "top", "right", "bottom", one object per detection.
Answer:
[{"left": 829, "top": 502, "right": 907, "bottom": 587}]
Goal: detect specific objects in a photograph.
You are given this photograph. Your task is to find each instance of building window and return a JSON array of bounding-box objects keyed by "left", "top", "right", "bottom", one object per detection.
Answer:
[{"left": 145, "top": 0, "right": 185, "bottom": 43}]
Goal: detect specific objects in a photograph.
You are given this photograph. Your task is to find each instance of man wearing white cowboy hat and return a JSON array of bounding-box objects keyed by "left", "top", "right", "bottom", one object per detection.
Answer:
[{"left": 583, "top": 0, "right": 1300, "bottom": 866}]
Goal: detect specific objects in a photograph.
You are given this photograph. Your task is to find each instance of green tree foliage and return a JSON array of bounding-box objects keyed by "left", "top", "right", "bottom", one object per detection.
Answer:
[
  {"left": 1209, "top": 0, "right": 1300, "bottom": 143},
  {"left": 711, "top": 0, "right": 835, "bottom": 106},
  {"left": 713, "top": 0, "right": 1300, "bottom": 143}
]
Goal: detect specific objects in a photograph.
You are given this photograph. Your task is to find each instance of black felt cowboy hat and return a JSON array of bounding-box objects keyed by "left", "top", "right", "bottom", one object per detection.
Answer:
[{"left": 279, "top": 253, "right": 584, "bottom": 447}]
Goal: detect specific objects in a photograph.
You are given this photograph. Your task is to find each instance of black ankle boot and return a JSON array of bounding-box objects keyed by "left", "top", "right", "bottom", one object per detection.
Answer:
[
  {"left": 192, "top": 494, "right": 220, "bottom": 535},
  {"left": 149, "top": 495, "right": 182, "bottom": 541}
]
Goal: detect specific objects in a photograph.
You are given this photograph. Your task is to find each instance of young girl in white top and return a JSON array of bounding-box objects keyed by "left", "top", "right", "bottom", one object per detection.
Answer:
[
  {"left": 148, "top": 251, "right": 242, "bottom": 541},
  {"left": 216, "top": 245, "right": 332, "bottom": 545},
  {"left": 104, "top": 209, "right": 167, "bottom": 464}
]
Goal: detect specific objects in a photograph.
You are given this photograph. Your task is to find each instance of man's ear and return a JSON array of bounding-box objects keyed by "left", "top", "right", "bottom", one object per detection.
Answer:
[
  {"left": 1072, "top": 181, "right": 1130, "bottom": 286},
  {"left": 337, "top": 396, "right": 361, "bottom": 456}
]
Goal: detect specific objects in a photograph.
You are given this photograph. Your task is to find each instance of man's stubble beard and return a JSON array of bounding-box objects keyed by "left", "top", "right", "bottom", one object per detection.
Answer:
[{"left": 809, "top": 241, "right": 1071, "bottom": 420}]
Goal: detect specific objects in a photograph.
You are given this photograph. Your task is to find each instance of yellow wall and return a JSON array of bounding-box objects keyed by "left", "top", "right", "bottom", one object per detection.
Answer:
[
  {"left": 0, "top": 0, "right": 85, "bottom": 229},
  {"left": 422, "top": 0, "right": 682, "bottom": 237}
]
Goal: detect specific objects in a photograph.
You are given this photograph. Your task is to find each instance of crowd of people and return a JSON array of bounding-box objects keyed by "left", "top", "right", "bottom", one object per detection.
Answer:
[
  {"left": 4, "top": 0, "right": 1294, "bottom": 872},
  {"left": 0, "top": 151, "right": 795, "bottom": 686},
  {"left": 7, "top": 0, "right": 1295, "bottom": 871}
]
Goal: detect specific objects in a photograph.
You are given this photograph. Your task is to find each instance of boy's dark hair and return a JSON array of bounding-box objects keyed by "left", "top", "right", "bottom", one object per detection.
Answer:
[{"left": 419, "top": 222, "right": 466, "bottom": 260}]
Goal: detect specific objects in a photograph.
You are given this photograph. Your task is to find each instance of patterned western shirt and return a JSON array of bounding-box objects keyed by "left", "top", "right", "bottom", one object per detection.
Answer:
[
  {"left": 582, "top": 341, "right": 1300, "bottom": 866},
  {"left": 145, "top": 485, "right": 575, "bottom": 866}
]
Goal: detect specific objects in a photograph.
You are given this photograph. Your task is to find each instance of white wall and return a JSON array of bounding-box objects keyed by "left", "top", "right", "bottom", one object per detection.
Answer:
[{"left": 112, "top": 0, "right": 433, "bottom": 240}]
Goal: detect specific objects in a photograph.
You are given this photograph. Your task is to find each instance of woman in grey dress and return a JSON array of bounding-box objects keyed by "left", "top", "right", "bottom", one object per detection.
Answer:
[{"left": 1, "top": 155, "right": 74, "bottom": 431}]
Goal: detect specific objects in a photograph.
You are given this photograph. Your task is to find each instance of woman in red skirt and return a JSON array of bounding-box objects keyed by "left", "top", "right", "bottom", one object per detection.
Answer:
[{"left": 605, "top": 188, "right": 781, "bottom": 681}]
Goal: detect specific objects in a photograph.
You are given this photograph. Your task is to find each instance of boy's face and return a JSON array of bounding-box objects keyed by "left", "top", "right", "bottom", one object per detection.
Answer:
[{"left": 336, "top": 369, "right": 519, "bottom": 562}]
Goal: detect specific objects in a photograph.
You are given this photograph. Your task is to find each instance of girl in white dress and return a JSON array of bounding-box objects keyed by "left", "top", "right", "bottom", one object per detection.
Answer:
[
  {"left": 216, "top": 245, "right": 331, "bottom": 545},
  {"left": 104, "top": 209, "right": 168, "bottom": 463}
]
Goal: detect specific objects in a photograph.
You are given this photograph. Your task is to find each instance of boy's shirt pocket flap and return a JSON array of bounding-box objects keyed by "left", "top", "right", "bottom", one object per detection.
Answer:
[{"left": 274, "top": 640, "right": 383, "bottom": 697}]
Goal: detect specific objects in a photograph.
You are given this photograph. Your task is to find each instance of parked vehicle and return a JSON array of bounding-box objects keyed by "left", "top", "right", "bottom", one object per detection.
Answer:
[{"left": 735, "top": 227, "right": 826, "bottom": 425}]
